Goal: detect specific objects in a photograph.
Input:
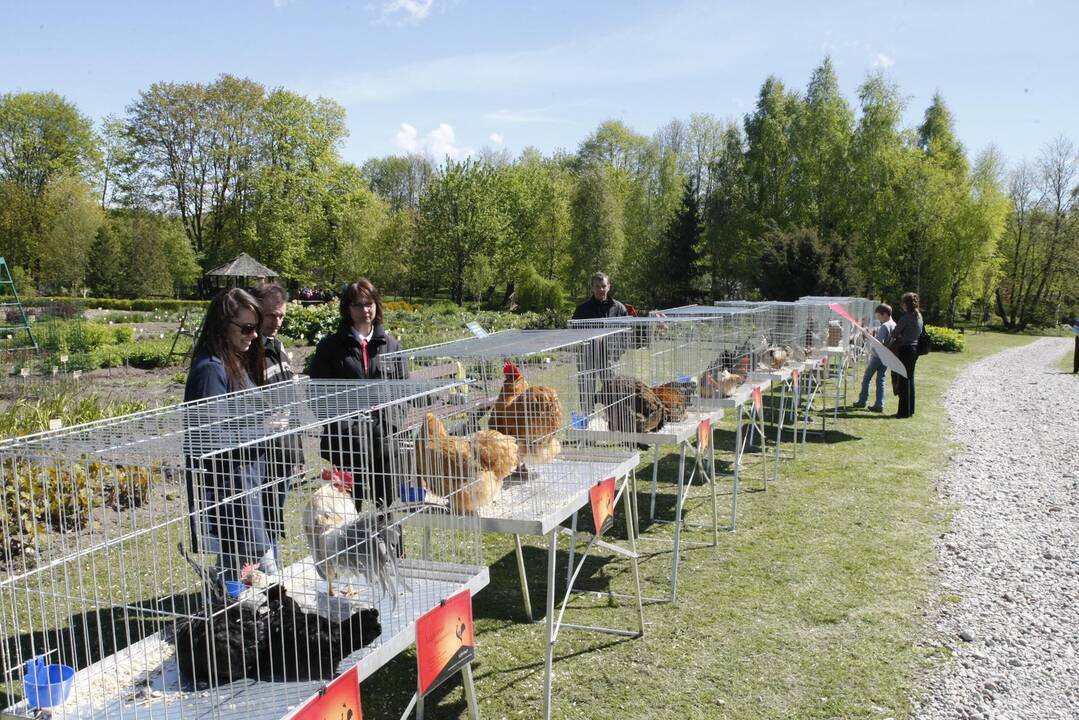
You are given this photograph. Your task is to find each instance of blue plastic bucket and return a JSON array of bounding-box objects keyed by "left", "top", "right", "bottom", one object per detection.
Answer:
[
  {"left": 24, "top": 658, "right": 75, "bottom": 708},
  {"left": 224, "top": 580, "right": 246, "bottom": 598},
  {"left": 570, "top": 411, "right": 588, "bottom": 430},
  {"left": 400, "top": 483, "right": 425, "bottom": 503}
]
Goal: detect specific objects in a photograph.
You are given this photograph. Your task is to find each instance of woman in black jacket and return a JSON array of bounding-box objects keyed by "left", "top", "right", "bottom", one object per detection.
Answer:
[
  {"left": 309, "top": 279, "right": 408, "bottom": 509},
  {"left": 889, "top": 291, "right": 924, "bottom": 419}
]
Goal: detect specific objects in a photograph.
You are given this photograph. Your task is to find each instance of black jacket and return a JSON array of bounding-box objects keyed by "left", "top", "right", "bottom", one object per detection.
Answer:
[
  {"left": 308, "top": 324, "right": 409, "bottom": 380},
  {"left": 572, "top": 296, "right": 629, "bottom": 320},
  {"left": 263, "top": 337, "right": 294, "bottom": 385}
]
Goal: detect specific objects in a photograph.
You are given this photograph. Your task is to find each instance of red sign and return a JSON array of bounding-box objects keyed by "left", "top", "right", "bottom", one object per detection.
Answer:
[
  {"left": 416, "top": 590, "right": 475, "bottom": 697},
  {"left": 289, "top": 666, "right": 362, "bottom": 720},
  {"left": 791, "top": 368, "right": 801, "bottom": 391},
  {"left": 752, "top": 386, "right": 763, "bottom": 415},
  {"left": 696, "top": 418, "right": 711, "bottom": 450},
  {"left": 821, "top": 356, "right": 829, "bottom": 368},
  {"left": 590, "top": 476, "right": 616, "bottom": 536}
]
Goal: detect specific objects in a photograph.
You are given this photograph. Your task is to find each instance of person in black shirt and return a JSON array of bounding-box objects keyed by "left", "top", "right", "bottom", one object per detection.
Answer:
[
  {"left": 571, "top": 271, "right": 629, "bottom": 320},
  {"left": 572, "top": 272, "right": 629, "bottom": 413}
]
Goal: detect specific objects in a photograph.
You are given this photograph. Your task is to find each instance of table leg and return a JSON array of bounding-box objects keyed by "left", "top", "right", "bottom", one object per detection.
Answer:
[
  {"left": 514, "top": 534, "right": 533, "bottom": 621},
  {"left": 542, "top": 530, "right": 558, "bottom": 720}
]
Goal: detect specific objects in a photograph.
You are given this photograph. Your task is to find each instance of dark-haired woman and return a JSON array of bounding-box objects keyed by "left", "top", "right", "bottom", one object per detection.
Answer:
[
  {"left": 184, "top": 288, "right": 279, "bottom": 580},
  {"left": 889, "top": 291, "right": 924, "bottom": 419},
  {"left": 309, "top": 279, "right": 408, "bottom": 510}
]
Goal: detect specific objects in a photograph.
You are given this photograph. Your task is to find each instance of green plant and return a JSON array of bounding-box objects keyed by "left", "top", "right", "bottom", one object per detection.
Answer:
[
  {"left": 515, "top": 265, "right": 565, "bottom": 313},
  {"left": 103, "top": 464, "right": 160, "bottom": 510},
  {"left": 924, "top": 325, "right": 965, "bottom": 352}
]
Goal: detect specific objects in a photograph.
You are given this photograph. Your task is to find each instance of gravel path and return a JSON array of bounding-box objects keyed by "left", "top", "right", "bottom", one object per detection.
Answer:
[{"left": 913, "top": 337, "right": 1079, "bottom": 720}]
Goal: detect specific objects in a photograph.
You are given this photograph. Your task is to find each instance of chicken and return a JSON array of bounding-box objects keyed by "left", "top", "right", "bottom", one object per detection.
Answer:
[
  {"left": 414, "top": 412, "right": 518, "bottom": 512},
  {"left": 650, "top": 381, "right": 693, "bottom": 423},
  {"left": 764, "top": 346, "right": 790, "bottom": 370},
  {"left": 303, "top": 468, "right": 408, "bottom": 604},
  {"left": 699, "top": 369, "right": 745, "bottom": 399},
  {"left": 599, "top": 376, "right": 666, "bottom": 433},
  {"left": 488, "top": 362, "right": 563, "bottom": 468}
]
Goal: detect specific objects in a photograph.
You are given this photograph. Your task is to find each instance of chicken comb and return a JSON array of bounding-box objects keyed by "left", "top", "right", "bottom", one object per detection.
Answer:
[
  {"left": 503, "top": 362, "right": 521, "bottom": 378},
  {"left": 322, "top": 466, "right": 354, "bottom": 491}
]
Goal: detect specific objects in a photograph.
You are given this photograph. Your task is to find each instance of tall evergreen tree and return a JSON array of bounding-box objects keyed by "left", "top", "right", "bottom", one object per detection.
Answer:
[{"left": 654, "top": 179, "right": 703, "bottom": 307}]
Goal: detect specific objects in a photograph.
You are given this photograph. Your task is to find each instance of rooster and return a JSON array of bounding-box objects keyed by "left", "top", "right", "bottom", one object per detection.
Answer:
[
  {"left": 488, "top": 362, "right": 563, "bottom": 471},
  {"left": 303, "top": 468, "right": 408, "bottom": 604},
  {"left": 415, "top": 413, "right": 518, "bottom": 513}
]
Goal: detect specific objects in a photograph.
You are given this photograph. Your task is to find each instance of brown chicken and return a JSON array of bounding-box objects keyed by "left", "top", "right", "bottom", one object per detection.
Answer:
[
  {"left": 488, "top": 362, "right": 563, "bottom": 467},
  {"left": 650, "top": 382, "right": 690, "bottom": 422},
  {"left": 699, "top": 369, "right": 745, "bottom": 399},
  {"left": 764, "top": 347, "right": 790, "bottom": 370},
  {"left": 415, "top": 413, "right": 518, "bottom": 512}
]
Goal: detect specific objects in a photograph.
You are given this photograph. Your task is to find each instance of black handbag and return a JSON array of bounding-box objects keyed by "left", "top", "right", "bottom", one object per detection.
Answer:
[{"left": 917, "top": 328, "right": 931, "bottom": 356}]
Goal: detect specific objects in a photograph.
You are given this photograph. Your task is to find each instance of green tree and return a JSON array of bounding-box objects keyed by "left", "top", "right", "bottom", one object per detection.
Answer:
[
  {"left": 418, "top": 158, "right": 508, "bottom": 304},
  {"left": 86, "top": 222, "right": 126, "bottom": 296},
  {"left": 653, "top": 179, "right": 703, "bottom": 307},
  {"left": 36, "top": 176, "right": 104, "bottom": 292},
  {"left": 702, "top": 124, "right": 753, "bottom": 298},
  {"left": 743, "top": 76, "right": 801, "bottom": 229},
  {"left": 569, "top": 163, "right": 625, "bottom": 289}
]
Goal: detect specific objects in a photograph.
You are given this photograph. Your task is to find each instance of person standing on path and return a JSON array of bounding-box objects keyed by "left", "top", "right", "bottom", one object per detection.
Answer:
[
  {"left": 571, "top": 272, "right": 630, "bottom": 320},
  {"left": 889, "top": 292, "right": 924, "bottom": 419},
  {"left": 853, "top": 303, "right": 896, "bottom": 412}
]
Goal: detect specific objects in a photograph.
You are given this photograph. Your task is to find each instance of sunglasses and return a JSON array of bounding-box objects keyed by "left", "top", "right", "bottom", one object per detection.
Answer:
[{"left": 230, "top": 321, "right": 259, "bottom": 336}]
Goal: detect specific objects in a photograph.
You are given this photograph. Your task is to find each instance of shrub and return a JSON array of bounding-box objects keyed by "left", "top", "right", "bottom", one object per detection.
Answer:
[
  {"left": 515, "top": 266, "right": 565, "bottom": 313},
  {"left": 280, "top": 302, "right": 339, "bottom": 345},
  {"left": 34, "top": 296, "right": 208, "bottom": 312},
  {"left": 924, "top": 325, "right": 964, "bottom": 352}
]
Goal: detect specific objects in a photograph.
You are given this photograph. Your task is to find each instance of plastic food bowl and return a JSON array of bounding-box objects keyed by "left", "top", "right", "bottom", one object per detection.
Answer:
[
  {"left": 24, "top": 657, "right": 75, "bottom": 708},
  {"left": 224, "top": 580, "right": 246, "bottom": 598}
]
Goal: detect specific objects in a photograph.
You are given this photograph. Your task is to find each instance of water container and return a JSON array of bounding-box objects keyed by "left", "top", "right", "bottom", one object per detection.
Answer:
[{"left": 24, "top": 656, "right": 75, "bottom": 708}]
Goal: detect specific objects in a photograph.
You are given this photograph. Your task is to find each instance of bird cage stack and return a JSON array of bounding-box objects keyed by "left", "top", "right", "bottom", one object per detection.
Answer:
[
  {"left": 0, "top": 378, "right": 486, "bottom": 720},
  {"left": 381, "top": 329, "right": 644, "bottom": 720},
  {"left": 566, "top": 315, "right": 724, "bottom": 600}
]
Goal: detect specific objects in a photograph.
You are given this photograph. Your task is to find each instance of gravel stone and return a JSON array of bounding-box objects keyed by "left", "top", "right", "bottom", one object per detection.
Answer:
[{"left": 911, "top": 338, "right": 1079, "bottom": 720}]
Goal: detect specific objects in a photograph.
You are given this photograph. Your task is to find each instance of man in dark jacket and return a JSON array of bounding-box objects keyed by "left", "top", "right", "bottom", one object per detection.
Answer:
[{"left": 572, "top": 272, "right": 629, "bottom": 320}]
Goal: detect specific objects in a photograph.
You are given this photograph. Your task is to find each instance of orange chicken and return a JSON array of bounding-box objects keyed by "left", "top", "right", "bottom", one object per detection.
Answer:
[
  {"left": 415, "top": 413, "right": 518, "bottom": 512},
  {"left": 488, "top": 362, "right": 563, "bottom": 466}
]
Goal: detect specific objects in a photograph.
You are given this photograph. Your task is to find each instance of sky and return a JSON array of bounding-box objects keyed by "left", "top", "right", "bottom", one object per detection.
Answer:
[{"left": 2, "top": 0, "right": 1076, "bottom": 167}]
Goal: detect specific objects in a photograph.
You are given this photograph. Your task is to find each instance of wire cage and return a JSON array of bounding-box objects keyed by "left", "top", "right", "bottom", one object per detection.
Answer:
[
  {"left": 381, "top": 329, "right": 643, "bottom": 720},
  {"left": 649, "top": 305, "right": 770, "bottom": 401},
  {"left": 379, "top": 329, "right": 642, "bottom": 528},
  {"left": 712, "top": 301, "right": 812, "bottom": 369},
  {"left": 0, "top": 378, "right": 486, "bottom": 720}
]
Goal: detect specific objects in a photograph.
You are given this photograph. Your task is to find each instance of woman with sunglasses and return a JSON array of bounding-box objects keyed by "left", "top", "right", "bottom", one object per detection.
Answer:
[
  {"left": 309, "top": 279, "right": 408, "bottom": 510},
  {"left": 184, "top": 288, "right": 281, "bottom": 580}
]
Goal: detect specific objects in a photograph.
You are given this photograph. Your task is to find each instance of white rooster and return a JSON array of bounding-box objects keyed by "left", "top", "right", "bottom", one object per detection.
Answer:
[{"left": 303, "top": 467, "right": 409, "bottom": 605}]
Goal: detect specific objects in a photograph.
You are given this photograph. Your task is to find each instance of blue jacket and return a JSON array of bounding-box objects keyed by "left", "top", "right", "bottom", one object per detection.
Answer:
[{"left": 185, "top": 354, "right": 252, "bottom": 402}]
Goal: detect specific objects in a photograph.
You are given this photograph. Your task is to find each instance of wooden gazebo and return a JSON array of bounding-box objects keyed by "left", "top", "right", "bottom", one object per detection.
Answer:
[{"left": 205, "top": 252, "right": 279, "bottom": 290}]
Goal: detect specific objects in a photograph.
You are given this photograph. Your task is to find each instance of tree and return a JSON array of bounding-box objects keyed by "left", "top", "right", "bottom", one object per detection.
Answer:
[
  {"left": 36, "top": 176, "right": 104, "bottom": 292},
  {"left": 0, "top": 92, "right": 101, "bottom": 274},
  {"left": 569, "top": 164, "right": 625, "bottom": 290},
  {"left": 791, "top": 58, "right": 854, "bottom": 237},
  {"left": 702, "top": 124, "right": 753, "bottom": 298},
  {"left": 996, "top": 137, "right": 1079, "bottom": 329},
  {"left": 86, "top": 222, "right": 126, "bottom": 297},
  {"left": 418, "top": 159, "right": 508, "bottom": 304},
  {"left": 743, "top": 76, "right": 801, "bottom": 229},
  {"left": 652, "top": 179, "right": 703, "bottom": 307}
]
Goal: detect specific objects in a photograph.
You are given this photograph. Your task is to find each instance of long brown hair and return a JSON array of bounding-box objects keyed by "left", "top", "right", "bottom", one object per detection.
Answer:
[
  {"left": 901, "top": 292, "right": 920, "bottom": 313},
  {"left": 338, "top": 278, "right": 384, "bottom": 331},
  {"left": 193, "top": 288, "right": 265, "bottom": 387}
]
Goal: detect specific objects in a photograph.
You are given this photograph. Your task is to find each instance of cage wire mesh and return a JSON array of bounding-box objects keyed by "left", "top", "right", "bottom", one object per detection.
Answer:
[
  {"left": 379, "top": 329, "right": 640, "bottom": 531},
  {"left": 648, "top": 306, "right": 770, "bottom": 402},
  {"left": 712, "top": 301, "right": 811, "bottom": 369},
  {"left": 0, "top": 378, "right": 485, "bottom": 720},
  {"left": 566, "top": 316, "right": 715, "bottom": 437}
]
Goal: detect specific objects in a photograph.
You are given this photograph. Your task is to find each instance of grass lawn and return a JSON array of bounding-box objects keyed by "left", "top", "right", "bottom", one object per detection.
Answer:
[{"left": 360, "top": 331, "right": 1037, "bottom": 719}]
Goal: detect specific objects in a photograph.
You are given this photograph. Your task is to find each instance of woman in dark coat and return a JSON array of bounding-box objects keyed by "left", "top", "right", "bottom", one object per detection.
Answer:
[
  {"left": 184, "top": 288, "right": 277, "bottom": 579},
  {"left": 889, "top": 291, "right": 924, "bottom": 419},
  {"left": 309, "top": 279, "right": 408, "bottom": 509}
]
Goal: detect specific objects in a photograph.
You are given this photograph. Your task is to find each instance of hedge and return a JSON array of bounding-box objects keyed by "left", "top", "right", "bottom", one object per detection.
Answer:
[
  {"left": 30, "top": 296, "right": 209, "bottom": 312},
  {"left": 924, "top": 324, "right": 965, "bottom": 352}
]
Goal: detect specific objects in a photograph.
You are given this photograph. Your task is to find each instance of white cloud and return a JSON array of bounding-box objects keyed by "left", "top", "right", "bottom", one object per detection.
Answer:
[
  {"left": 394, "top": 123, "right": 420, "bottom": 153},
  {"left": 873, "top": 52, "right": 895, "bottom": 68},
  {"left": 394, "top": 122, "right": 472, "bottom": 159},
  {"left": 488, "top": 132, "right": 504, "bottom": 145},
  {"left": 382, "top": 0, "right": 433, "bottom": 22}
]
